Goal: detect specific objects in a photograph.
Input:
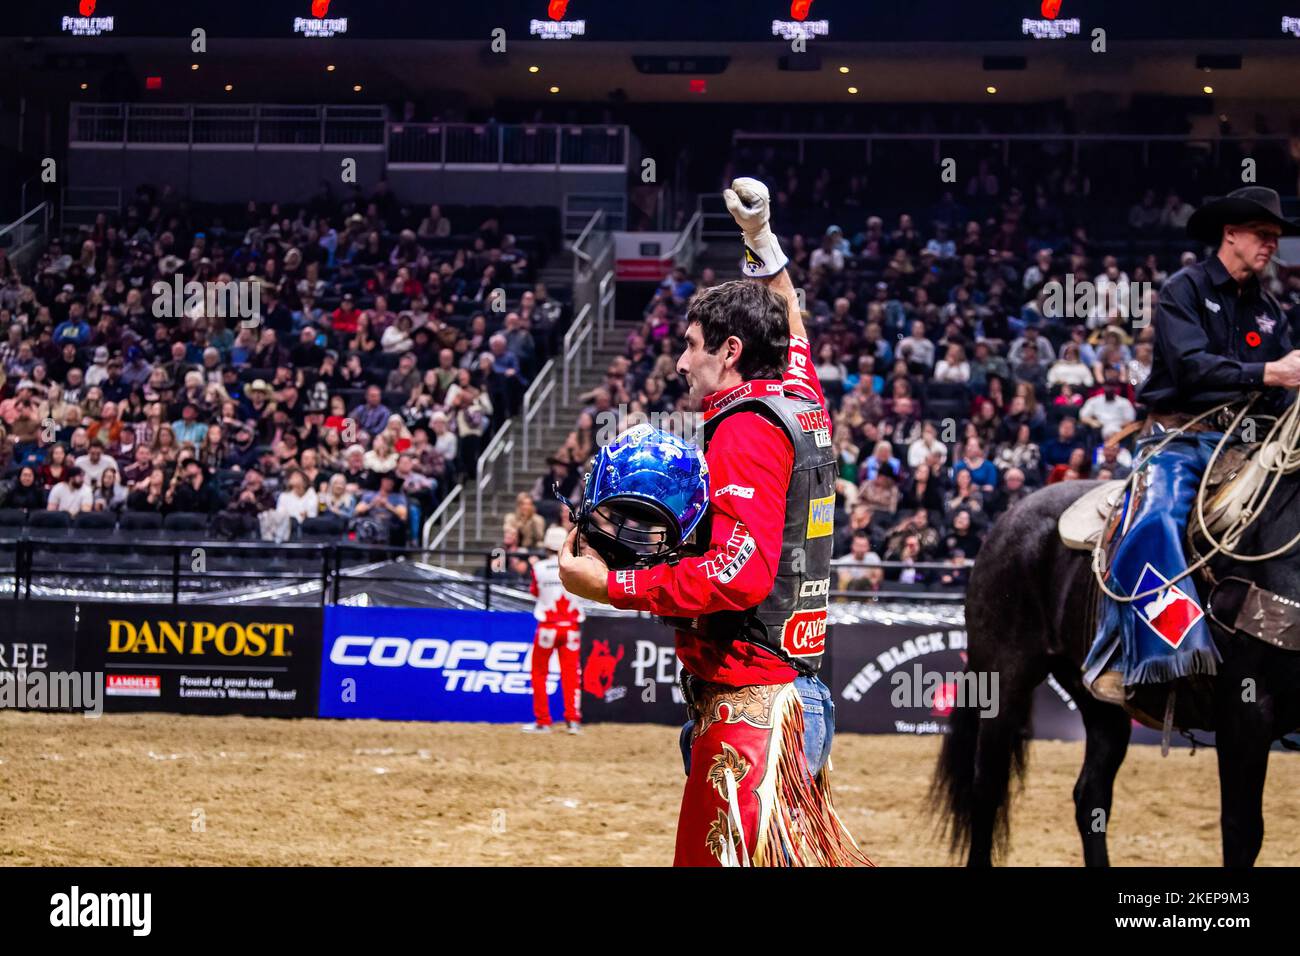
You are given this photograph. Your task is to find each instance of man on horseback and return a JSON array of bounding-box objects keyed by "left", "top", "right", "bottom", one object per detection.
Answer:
[{"left": 1085, "top": 186, "right": 1300, "bottom": 705}]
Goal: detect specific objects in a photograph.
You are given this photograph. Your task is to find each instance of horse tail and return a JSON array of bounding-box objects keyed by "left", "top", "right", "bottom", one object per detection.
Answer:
[{"left": 931, "top": 691, "right": 1031, "bottom": 864}]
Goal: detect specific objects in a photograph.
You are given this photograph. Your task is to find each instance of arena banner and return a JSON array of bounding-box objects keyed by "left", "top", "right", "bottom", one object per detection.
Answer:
[
  {"left": 75, "top": 603, "right": 322, "bottom": 717},
  {"left": 612, "top": 232, "right": 679, "bottom": 282},
  {"left": 0, "top": 602, "right": 82, "bottom": 712},
  {"left": 828, "top": 623, "right": 1085, "bottom": 740},
  {"left": 579, "top": 616, "right": 686, "bottom": 724},
  {"left": 0, "top": 602, "right": 79, "bottom": 674},
  {"left": 318, "top": 605, "right": 571, "bottom": 722}
]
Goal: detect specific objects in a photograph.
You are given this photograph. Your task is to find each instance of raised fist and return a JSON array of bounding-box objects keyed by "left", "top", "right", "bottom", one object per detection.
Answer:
[
  {"left": 722, "top": 177, "right": 787, "bottom": 278},
  {"left": 723, "top": 177, "right": 772, "bottom": 240}
]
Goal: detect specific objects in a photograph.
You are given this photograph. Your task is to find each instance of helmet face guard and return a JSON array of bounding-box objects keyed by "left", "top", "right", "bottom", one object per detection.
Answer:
[{"left": 555, "top": 424, "right": 709, "bottom": 570}]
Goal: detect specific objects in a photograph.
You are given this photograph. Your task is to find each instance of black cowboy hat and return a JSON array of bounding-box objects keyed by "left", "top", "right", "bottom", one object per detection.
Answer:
[{"left": 1186, "top": 186, "right": 1300, "bottom": 245}]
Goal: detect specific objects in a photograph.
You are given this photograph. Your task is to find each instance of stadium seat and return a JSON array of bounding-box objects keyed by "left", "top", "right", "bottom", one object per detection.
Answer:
[
  {"left": 337, "top": 388, "right": 366, "bottom": 410},
  {"left": 120, "top": 512, "right": 164, "bottom": 532},
  {"left": 924, "top": 382, "right": 971, "bottom": 422},
  {"left": 301, "top": 515, "right": 345, "bottom": 541},
  {"left": 163, "top": 512, "right": 211, "bottom": 533},
  {"left": 29, "top": 510, "right": 73, "bottom": 531},
  {"left": 0, "top": 508, "right": 28, "bottom": 528},
  {"left": 72, "top": 511, "right": 117, "bottom": 537}
]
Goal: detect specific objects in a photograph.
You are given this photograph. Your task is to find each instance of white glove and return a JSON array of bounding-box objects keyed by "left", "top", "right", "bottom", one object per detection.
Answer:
[{"left": 723, "top": 177, "right": 788, "bottom": 279}]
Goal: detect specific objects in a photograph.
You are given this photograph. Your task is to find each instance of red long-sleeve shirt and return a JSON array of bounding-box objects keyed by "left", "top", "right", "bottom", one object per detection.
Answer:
[{"left": 607, "top": 336, "right": 825, "bottom": 686}]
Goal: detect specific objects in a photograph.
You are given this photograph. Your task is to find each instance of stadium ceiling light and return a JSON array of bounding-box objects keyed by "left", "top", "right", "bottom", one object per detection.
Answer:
[
  {"left": 224, "top": 84, "right": 233, "bottom": 92},
  {"left": 528, "top": 65, "right": 540, "bottom": 73},
  {"left": 190, "top": 63, "right": 199, "bottom": 71},
  {"left": 549, "top": 86, "right": 560, "bottom": 93},
  {"left": 79, "top": 83, "right": 88, "bottom": 90},
  {"left": 986, "top": 85, "right": 998, "bottom": 94},
  {"left": 327, "top": 64, "right": 336, "bottom": 72},
  {"left": 1203, "top": 85, "right": 1214, "bottom": 94},
  {"left": 847, "top": 86, "right": 858, "bottom": 94},
  {"left": 838, "top": 66, "right": 849, "bottom": 74},
  {"left": 353, "top": 84, "right": 363, "bottom": 92}
]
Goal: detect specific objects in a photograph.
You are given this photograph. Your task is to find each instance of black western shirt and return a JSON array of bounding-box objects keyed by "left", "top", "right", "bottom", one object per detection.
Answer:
[{"left": 1139, "top": 255, "right": 1291, "bottom": 414}]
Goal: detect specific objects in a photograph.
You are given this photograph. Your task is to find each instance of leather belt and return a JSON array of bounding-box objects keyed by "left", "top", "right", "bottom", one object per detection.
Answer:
[
  {"left": 1208, "top": 576, "right": 1300, "bottom": 652},
  {"left": 1144, "top": 406, "right": 1246, "bottom": 436}
]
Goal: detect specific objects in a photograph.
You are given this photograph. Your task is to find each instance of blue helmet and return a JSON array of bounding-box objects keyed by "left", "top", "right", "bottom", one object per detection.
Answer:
[{"left": 572, "top": 424, "right": 709, "bottom": 569}]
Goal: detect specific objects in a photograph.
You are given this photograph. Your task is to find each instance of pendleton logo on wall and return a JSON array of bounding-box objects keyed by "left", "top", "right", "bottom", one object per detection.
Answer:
[{"left": 61, "top": 0, "right": 115, "bottom": 35}]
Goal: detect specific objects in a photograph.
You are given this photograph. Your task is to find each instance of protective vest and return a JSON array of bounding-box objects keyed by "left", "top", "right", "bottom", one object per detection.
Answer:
[{"left": 666, "top": 387, "right": 836, "bottom": 675}]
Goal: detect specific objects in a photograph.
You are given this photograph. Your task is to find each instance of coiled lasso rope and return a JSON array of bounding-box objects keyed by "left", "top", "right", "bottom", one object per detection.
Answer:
[{"left": 1091, "top": 392, "right": 1300, "bottom": 604}]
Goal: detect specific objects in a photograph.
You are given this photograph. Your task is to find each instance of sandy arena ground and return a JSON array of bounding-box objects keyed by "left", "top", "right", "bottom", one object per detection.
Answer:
[{"left": 2, "top": 711, "right": 1300, "bottom": 866}]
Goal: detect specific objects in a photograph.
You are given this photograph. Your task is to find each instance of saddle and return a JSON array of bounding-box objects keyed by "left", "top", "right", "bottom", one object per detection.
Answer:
[
  {"left": 1058, "top": 480, "right": 1126, "bottom": 552},
  {"left": 1056, "top": 431, "right": 1300, "bottom": 734},
  {"left": 1057, "top": 439, "right": 1259, "bottom": 555}
]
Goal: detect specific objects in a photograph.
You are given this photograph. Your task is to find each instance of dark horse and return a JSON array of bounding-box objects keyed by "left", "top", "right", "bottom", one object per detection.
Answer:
[{"left": 934, "top": 475, "right": 1300, "bottom": 866}]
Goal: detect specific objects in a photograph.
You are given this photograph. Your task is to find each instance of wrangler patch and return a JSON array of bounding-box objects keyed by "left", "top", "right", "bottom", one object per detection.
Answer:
[{"left": 807, "top": 495, "right": 835, "bottom": 538}]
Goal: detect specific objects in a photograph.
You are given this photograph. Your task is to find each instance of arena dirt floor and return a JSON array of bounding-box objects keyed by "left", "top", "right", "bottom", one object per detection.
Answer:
[{"left": 3, "top": 711, "right": 1300, "bottom": 866}]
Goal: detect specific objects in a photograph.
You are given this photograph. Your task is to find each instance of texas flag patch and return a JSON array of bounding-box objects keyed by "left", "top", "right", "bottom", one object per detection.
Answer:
[{"left": 1133, "top": 564, "right": 1204, "bottom": 648}]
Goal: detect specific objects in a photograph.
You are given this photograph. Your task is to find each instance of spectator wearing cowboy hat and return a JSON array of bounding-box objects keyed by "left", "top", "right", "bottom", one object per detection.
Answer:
[
  {"left": 172, "top": 401, "right": 208, "bottom": 447},
  {"left": 1085, "top": 185, "right": 1300, "bottom": 705}
]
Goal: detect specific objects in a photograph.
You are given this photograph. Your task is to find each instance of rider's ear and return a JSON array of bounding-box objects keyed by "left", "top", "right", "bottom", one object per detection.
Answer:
[{"left": 725, "top": 335, "right": 744, "bottom": 370}]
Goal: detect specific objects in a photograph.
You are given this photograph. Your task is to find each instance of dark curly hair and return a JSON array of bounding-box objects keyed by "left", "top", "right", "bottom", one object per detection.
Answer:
[{"left": 685, "top": 280, "right": 789, "bottom": 380}]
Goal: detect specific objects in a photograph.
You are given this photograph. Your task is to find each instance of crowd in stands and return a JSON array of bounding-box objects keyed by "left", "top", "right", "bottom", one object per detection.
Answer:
[
  {"left": 542, "top": 166, "right": 1300, "bottom": 594},
  {"left": 0, "top": 181, "right": 568, "bottom": 546}
]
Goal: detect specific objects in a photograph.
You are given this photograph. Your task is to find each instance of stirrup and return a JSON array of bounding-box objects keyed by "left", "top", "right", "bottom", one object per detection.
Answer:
[{"left": 1088, "top": 669, "right": 1127, "bottom": 706}]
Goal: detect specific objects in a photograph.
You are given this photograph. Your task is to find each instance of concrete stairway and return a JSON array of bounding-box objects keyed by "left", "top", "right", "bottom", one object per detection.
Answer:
[{"left": 440, "top": 314, "right": 643, "bottom": 574}]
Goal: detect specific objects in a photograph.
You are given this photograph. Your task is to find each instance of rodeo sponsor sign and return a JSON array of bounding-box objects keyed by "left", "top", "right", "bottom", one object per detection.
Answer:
[
  {"left": 0, "top": 602, "right": 77, "bottom": 676},
  {"left": 0, "top": 602, "right": 99, "bottom": 714},
  {"left": 75, "top": 603, "right": 321, "bottom": 717},
  {"left": 828, "top": 624, "right": 1083, "bottom": 739},
  {"left": 318, "top": 605, "right": 573, "bottom": 722},
  {"left": 580, "top": 616, "right": 685, "bottom": 724}
]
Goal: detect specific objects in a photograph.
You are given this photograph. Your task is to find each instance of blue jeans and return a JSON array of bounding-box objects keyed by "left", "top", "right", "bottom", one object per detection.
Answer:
[{"left": 679, "top": 674, "right": 836, "bottom": 778}]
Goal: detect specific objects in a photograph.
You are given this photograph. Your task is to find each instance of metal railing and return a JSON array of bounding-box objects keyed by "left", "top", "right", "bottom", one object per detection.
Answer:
[
  {"left": 731, "top": 130, "right": 1298, "bottom": 169},
  {"left": 597, "top": 270, "right": 615, "bottom": 350},
  {"left": 388, "top": 123, "right": 628, "bottom": 169},
  {"left": 70, "top": 103, "right": 387, "bottom": 147},
  {"left": 520, "top": 359, "right": 558, "bottom": 475},
  {"left": 697, "top": 191, "right": 739, "bottom": 241},
  {"left": 2, "top": 535, "right": 555, "bottom": 609},
  {"left": 0, "top": 531, "right": 974, "bottom": 609},
  {"left": 561, "top": 304, "right": 594, "bottom": 408},
  {"left": 473, "top": 421, "right": 516, "bottom": 541},
  {"left": 571, "top": 208, "right": 615, "bottom": 331},
  {"left": 60, "top": 186, "right": 121, "bottom": 232},
  {"left": 662, "top": 209, "right": 705, "bottom": 275},
  {"left": 0, "top": 202, "right": 50, "bottom": 274},
  {"left": 563, "top": 193, "right": 627, "bottom": 238},
  {"left": 422, "top": 484, "right": 465, "bottom": 554},
  {"left": 423, "top": 216, "right": 615, "bottom": 551}
]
